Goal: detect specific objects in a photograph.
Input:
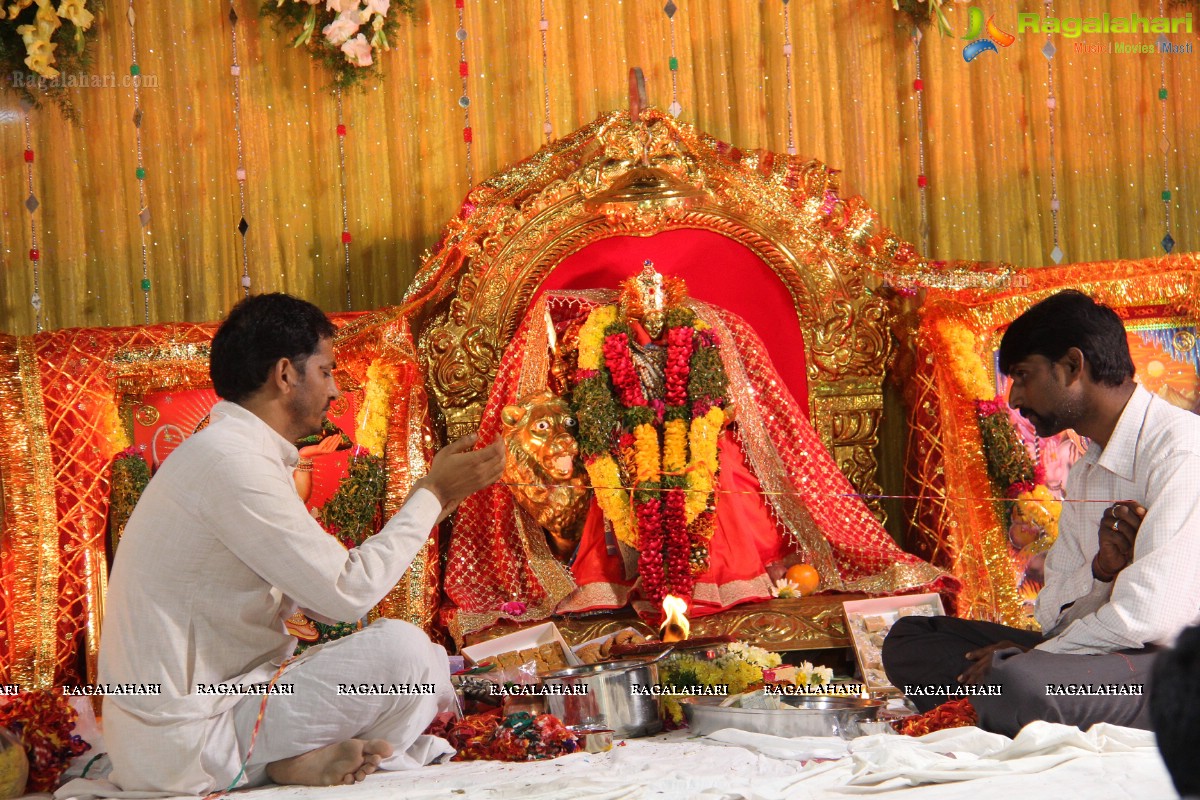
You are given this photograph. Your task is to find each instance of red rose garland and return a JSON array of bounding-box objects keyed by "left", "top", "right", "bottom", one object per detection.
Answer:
[
  {"left": 661, "top": 487, "right": 693, "bottom": 599},
  {"left": 664, "top": 326, "right": 694, "bottom": 406},
  {"left": 636, "top": 498, "right": 666, "bottom": 601},
  {"left": 602, "top": 333, "right": 646, "bottom": 407}
]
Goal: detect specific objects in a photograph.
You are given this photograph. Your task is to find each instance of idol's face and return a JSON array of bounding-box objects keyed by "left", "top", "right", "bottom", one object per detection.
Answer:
[
  {"left": 288, "top": 337, "right": 340, "bottom": 439},
  {"left": 1006, "top": 354, "right": 1080, "bottom": 438}
]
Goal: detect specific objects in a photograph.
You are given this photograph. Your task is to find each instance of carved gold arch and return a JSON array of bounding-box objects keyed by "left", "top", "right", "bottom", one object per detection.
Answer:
[{"left": 404, "top": 108, "right": 925, "bottom": 511}]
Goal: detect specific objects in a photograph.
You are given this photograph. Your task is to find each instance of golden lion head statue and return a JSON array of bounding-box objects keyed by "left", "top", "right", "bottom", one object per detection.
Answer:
[{"left": 500, "top": 390, "right": 590, "bottom": 560}]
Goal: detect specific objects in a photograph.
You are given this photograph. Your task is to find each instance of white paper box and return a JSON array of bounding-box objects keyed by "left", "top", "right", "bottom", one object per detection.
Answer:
[
  {"left": 842, "top": 593, "right": 945, "bottom": 694},
  {"left": 461, "top": 621, "right": 582, "bottom": 668}
]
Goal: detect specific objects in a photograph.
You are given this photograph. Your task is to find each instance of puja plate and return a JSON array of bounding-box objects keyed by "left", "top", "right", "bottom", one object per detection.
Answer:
[{"left": 681, "top": 695, "right": 884, "bottom": 739}]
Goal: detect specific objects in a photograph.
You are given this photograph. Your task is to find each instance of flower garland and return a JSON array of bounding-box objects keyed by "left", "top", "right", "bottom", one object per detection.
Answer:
[
  {"left": 943, "top": 319, "right": 1064, "bottom": 553},
  {"left": 109, "top": 445, "right": 150, "bottom": 544},
  {"left": 0, "top": 0, "right": 99, "bottom": 120},
  {"left": 1013, "top": 484, "right": 1061, "bottom": 543},
  {"left": 976, "top": 397, "right": 1041, "bottom": 497},
  {"left": 892, "top": 0, "right": 953, "bottom": 34},
  {"left": 260, "top": 0, "right": 413, "bottom": 90},
  {"left": 317, "top": 446, "right": 386, "bottom": 548},
  {"left": 572, "top": 304, "right": 728, "bottom": 604},
  {"left": 0, "top": 689, "right": 90, "bottom": 793},
  {"left": 354, "top": 358, "right": 396, "bottom": 456},
  {"left": 940, "top": 320, "right": 993, "bottom": 400}
]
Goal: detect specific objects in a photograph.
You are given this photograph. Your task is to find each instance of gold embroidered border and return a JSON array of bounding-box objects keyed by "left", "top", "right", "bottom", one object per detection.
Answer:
[{"left": 0, "top": 338, "right": 61, "bottom": 688}]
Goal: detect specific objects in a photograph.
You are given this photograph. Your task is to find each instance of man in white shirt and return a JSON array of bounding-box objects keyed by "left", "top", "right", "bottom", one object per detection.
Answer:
[
  {"left": 882, "top": 290, "right": 1200, "bottom": 735},
  {"left": 98, "top": 294, "right": 506, "bottom": 794}
]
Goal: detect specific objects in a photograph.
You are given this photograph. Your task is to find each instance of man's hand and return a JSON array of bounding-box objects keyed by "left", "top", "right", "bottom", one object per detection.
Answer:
[
  {"left": 958, "top": 640, "right": 1031, "bottom": 685},
  {"left": 1092, "top": 500, "right": 1145, "bottom": 582},
  {"left": 415, "top": 434, "right": 506, "bottom": 522}
]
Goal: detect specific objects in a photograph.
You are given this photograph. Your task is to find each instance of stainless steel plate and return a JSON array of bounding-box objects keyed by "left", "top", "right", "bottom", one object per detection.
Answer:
[{"left": 681, "top": 695, "right": 884, "bottom": 739}]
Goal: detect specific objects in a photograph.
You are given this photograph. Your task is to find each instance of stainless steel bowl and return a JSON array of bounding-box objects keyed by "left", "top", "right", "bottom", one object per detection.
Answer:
[
  {"left": 681, "top": 694, "right": 884, "bottom": 739},
  {"left": 540, "top": 658, "right": 663, "bottom": 738}
]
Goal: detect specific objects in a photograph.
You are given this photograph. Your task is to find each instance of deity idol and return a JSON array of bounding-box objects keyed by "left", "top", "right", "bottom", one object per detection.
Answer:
[{"left": 442, "top": 264, "right": 952, "bottom": 636}]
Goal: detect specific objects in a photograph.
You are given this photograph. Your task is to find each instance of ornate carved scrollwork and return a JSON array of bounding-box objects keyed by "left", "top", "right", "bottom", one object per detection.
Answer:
[
  {"left": 413, "top": 107, "right": 902, "bottom": 510},
  {"left": 809, "top": 296, "right": 891, "bottom": 383},
  {"left": 421, "top": 318, "right": 499, "bottom": 439}
]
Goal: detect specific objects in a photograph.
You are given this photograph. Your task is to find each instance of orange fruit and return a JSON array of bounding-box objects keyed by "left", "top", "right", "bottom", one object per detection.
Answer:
[{"left": 785, "top": 564, "right": 820, "bottom": 596}]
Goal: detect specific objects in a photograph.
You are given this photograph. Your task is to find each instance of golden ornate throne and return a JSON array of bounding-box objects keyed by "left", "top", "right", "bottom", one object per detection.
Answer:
[{"left": 398, "top": 104, "right": 930, "bottom": 651}]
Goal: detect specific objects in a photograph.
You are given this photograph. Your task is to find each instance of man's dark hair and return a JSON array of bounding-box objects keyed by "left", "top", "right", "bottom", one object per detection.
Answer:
[
  {"left": 998, "top": 290, "right": 1134, "bottom": 386},
  {"left": 1151, "top": 626, "right": 1200, "bottom": 796},
  {"left": 210, "top": 293, "right": 336, "bottom": 403}
]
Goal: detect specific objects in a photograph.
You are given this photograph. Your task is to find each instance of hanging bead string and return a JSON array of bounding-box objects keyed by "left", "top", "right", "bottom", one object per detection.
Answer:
[
  {"left": 1158, "top": 0, "right": 1175, "bottom": 254},
  {"left": 781, "top": 0, "right": 796, "bottom": 156},
  {"left": 126, "top": 0, "right": 151, "bottom": 322},
  {"left": 335, "top": 90, "right": 352, "bottom": 311},
  {"left": 913, "top": 27, "right": 929, "bottom": 258},
  {"left": 1042, "top": 0, "right": 1062, "bottom": 264},
  {"left": 228, "top": 1, "right": 251, "bottom": 297},
  {"left": 455, "top": 0, "right": 474, "bottom": 186},
  {"left": 22, "top": 103, "right": 43, "bottom": 332},
  {"left": 664, "top": 0, "right": 681, "bottom": 117},
  {"left": 538, "top": 0, "right": 552, "bottom": 142}
]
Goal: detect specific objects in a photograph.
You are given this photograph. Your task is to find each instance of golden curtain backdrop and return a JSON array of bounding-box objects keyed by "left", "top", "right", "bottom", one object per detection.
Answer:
[{"left": 1, "top": 0, "right": 1197, "bottom": 335}]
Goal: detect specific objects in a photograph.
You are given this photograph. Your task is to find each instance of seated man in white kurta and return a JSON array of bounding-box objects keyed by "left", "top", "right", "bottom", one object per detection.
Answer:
[{"left": 97, "top": 293, "right": 505, "bottom": 795}]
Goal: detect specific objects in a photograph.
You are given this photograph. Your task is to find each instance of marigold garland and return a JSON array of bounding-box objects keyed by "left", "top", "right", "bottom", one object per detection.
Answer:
[
  {"left": 940, "top": 320, "right": 993, "bottom": 401},
  {"left": 577, "top": 305, "right": 617, "bottom": 371},
  {"left": 685, "top": 406, "right": 723, "bottom": 523},
  {"left": 1013, "top": 484, "right": 1061, "bottom": 543},
  {"left": 354, "top": 358, "right": 396, "bottom": 457},
  {"left": 583, "top": 454, "right": 634, "bottom": 546},
  {"left": 663, "top": 418, "right": 687, "bottom": 473},
  {"left": 632, "top": 423, "right": 660, "bottom": 483}
]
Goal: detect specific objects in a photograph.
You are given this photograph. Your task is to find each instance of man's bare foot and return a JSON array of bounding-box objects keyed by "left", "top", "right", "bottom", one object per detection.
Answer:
[{"left": 266, "top": 739, "right": 394, "bottom": 786}]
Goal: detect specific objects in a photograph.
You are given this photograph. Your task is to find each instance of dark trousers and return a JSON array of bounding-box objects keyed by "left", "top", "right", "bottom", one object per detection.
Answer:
[{"left": 881, "top": 616, "right": 1156, "bottom": 736}]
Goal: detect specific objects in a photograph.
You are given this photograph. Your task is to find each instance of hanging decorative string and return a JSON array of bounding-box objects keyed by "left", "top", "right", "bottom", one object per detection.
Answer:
[
  {"left": 455, "top": 0, "right": 474, "bottom": 186},
  {"left": 781, "top": 0, "right": 796, "bottom": 156},
  {"left": 913, "top": 27, "right": 930, "bottom": 258},
  {"left": 1041, "top": 0, "right": 1062, "bottom": 265},
  {"left": 22, "top": 102, "right": 43, "bottom": 333},
  {"left": 126, "top": 0, "right": 152, "bottom": 322},
  {"left": 538, "top": 0, "right": 552, "bottom": 143},
  {"left": 664, "top": 0, "right": 681, "bottom": 117},
  {"left": 1157, "top": 0, "right": 1175, "bottom": 254},
  {"left": 335, "top": 90, "right": 352, "bottom": 311},
  {"left": 228, "top": 1, "right": 252, "bottom": 298}
]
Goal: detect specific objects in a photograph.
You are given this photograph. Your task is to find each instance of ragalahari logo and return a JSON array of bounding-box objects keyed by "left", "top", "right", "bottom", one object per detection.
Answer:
[{"left": 962, "top": 8, "right": 1016, "bottom": 62}]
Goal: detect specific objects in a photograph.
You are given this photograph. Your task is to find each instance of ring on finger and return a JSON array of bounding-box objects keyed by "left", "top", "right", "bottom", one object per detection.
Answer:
[{"left": 1112, "top": 520, "right": 1120, "bottom": 531}]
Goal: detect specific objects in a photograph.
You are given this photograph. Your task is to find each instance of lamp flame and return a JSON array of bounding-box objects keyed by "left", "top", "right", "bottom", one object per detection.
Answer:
[{"left": 660, "top": 594, "right": 690, "bottom": 643}]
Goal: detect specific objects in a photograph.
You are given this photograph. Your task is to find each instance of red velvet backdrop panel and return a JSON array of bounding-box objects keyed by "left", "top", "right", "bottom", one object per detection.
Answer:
[{"left": 536, "top": 229, "right": 809, "bottom": 410}]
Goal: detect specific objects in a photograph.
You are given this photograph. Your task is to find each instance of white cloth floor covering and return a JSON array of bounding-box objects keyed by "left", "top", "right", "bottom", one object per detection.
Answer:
[{"left": 56, "top": 721, "right": 1176, "bottom": 800}]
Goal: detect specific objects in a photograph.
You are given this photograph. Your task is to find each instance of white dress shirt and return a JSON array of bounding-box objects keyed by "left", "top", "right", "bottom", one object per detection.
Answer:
[
  {"left": 1035, "top": 385, "right": 1200, "bottom": 654},
  {"left": 99, "top": 400, "right": 442, "bottom": 792}
]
